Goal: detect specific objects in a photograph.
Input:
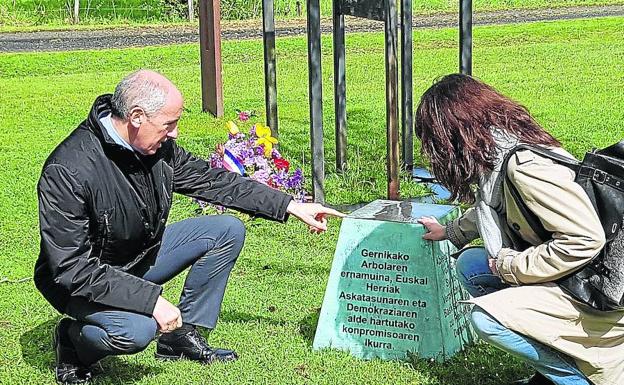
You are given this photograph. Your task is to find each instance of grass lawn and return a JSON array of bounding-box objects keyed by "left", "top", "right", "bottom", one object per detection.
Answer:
[
  {"left": 1, "top": 16, "right": 623, "bottom": 384},
  {"left": 1, "top": 0, "right": 624, "bottom": 29}
]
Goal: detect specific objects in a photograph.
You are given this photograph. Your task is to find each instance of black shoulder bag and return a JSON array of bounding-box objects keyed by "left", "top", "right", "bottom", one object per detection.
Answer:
[{"left": 502, "top": 140, "right": 624, "bottom": 311}]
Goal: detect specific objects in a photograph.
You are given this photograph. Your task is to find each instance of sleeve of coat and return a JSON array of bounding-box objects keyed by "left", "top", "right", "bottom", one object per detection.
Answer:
[
  {"left": 495, "top": 155, "right": 606, "bottom": 285},
  {"left": 445, "top": 207, "right": 480, "bottom": 248},
  {"left": 171, "top": 142, "right": 292, "bottom": 222},
  {"left": 38, "top": 164, "right": 163, "bottom": 315}
]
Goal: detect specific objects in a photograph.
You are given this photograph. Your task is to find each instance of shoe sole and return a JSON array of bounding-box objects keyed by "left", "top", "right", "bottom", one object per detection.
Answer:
[
  {"left": 154, "top": 352, "right": 236, "bottom": 364},
  {"left": 154, "top": 352, "right": 187, "bottom": 362},
  {"left": 154, "top": 352, "right": 218, "bottom": 364},
  {"left": 53, "top": 320, "right": 92, "bottom": 385}
]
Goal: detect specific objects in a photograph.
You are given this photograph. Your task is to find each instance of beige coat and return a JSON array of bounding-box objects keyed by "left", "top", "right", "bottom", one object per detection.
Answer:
[{"left": 448, "top": 149, "right": 624, "bottom": 385}]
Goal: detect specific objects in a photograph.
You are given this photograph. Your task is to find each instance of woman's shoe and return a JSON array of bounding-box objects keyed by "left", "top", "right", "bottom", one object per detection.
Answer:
[{"left": 511, "top": 372, "right": 555, "bottom": 385}]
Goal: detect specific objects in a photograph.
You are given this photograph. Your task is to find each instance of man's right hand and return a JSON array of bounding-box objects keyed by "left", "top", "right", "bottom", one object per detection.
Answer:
[{"left": 153, "top": 296, "right": 182, "bottom": 333}]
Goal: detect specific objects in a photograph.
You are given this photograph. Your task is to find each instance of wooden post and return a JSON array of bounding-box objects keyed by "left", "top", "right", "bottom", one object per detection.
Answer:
[
  {"left": 188, "top": 0, "right": 194, "bottom": 22},
  {"left": 307, "top": 0, "right": 325, "bottom": 204},
  {"left": 459, "top": 0, "right": 472, "bottom": 75},
  {"left": 401, "top": 0, "right": 413, "bottom": 171},
  {"left": 263, "top": 0, "right": 279, "bottom": 137},
  {"left": 73, "top": 0, "right": 79, "bottom": 24},
  {"left": 199, "top": 0, "right": 224, "bottom": 117},
  {"left": 333, "top": 0, "right": 347, "bottom": 173},
  {"left": 385, "top": 0, "right": 400, "bottom": 200}
]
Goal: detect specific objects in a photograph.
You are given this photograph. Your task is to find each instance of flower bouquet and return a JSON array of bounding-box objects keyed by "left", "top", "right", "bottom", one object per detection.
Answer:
[{"left": 195, "top": 116, "right": 307, "bottom": 213}]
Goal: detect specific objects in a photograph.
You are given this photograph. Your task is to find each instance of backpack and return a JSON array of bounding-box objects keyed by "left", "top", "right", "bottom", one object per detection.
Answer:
[{"left": 502, "top": 140, "right": 624, "bottom": 311}]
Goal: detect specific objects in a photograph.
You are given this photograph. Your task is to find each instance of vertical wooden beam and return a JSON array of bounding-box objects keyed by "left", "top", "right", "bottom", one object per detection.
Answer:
[
  {"left": 401, "top": 0, "right": 413, "bottom": 171},
  {"left": 263, "top": 0, "right": 279, "bottom": 137},
  {"left": 199, "top": 0, "right": 224, "bottom": 117},
  {"left": 333, "top": 0, "right": 347, "bottom": 173},
  {"left": 459, "top": 0, "right": 472, "bottom": 75},
  {"left": 73, "top": 0, "right": 80, "bottom": 24},
  {"left": 188, "top": 0, "right": 194, "bottom": 22},
  {"left": 385, "top": 0, "right": 400, "bottom": 200},
  {"left": 307, "top": 0, "right": 325, "bottom": 204}
]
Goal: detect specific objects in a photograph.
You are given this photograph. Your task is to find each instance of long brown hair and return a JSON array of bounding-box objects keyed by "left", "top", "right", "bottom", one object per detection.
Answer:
[{"left": 415, "top": 74, "right": 560, "bottom": 203}]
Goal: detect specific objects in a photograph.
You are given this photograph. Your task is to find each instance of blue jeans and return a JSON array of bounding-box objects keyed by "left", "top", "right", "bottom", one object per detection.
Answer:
[
  {"left": 456, "top": 247, "right": 591, "bottom": 385},
  {"left": 63, "top": 215, "right": 246, "bottom": 365}
]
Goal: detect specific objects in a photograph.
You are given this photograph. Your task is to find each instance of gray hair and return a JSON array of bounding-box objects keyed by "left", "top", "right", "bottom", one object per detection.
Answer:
[{"left": 111, "top": 70, "right": 168, "bottom": 119}]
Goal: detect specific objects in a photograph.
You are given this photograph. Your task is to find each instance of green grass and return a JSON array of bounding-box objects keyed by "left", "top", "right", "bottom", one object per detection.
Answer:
[
  {"left": 1, "top": 0, "right": 624, "bottom": 29},
  {"left": 1, "top": 16, "right": 623, "bottom": 384}
]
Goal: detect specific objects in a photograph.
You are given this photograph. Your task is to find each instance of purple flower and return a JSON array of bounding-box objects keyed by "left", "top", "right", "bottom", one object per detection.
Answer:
[
  {"left": 210, "top": 153, "right": 224, "bottom": 169},
  {"left": 272, "top": 170, "right": 289, "bottom": 189},
  {"left": 199, "top": 117, "right": 309, "bottom": 211},
  {"left": 251, "top": 168, "right": 271, "bottom": 184},
  {"left": 287, "top": 168, "right": 304, "bottom": 189}
]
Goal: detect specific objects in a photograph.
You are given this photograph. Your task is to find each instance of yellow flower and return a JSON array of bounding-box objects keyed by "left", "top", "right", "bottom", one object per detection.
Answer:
[
  {"left": 255, "top": 123, "right": 278, "bottom": 157},
  {"left": 226, "top": 121, "right": 239, "bottom": 135}
]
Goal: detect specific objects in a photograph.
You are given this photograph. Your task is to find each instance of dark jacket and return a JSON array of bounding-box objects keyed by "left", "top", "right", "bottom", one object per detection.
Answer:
[{"left": 34, "top": 95, "right": 292, "bottom": 316}]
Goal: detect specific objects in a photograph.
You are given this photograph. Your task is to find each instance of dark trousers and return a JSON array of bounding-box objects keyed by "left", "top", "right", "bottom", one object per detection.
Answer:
[{"left": 63, "top": 215, "right": 246, "bottom": 365}]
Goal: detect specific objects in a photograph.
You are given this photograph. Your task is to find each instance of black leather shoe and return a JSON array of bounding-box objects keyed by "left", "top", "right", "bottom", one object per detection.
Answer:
[
  {"left": 155, "top": 326, "right": 238, "bottom": 364},
  {"left": 511, "top": 372, "right": 555, "bottom": 385},
  {"left": 54, "top": 318, "right": 92, "bottom": 385}
]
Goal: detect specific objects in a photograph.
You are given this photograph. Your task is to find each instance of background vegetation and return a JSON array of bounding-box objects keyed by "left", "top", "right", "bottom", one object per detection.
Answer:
[
  {"left": 1, "top": 0, "right": 623, "bottom": 28},
  {"left": 0, "top": 16, "right": 623, "bottom": 384}
]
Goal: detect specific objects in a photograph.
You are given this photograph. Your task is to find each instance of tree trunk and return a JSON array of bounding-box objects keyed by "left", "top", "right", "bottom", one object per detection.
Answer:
[
  {"left": 188, "top": 0, "right": 194, "bottom": 21},
  {"left": 73, "top": 0, "right": 79, "bottom": 23}
]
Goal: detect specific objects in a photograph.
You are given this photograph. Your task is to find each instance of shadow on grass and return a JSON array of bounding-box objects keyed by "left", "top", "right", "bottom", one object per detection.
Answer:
[
  {"left": 219, "top": 310, "right": 288, "bottom": 326},
  {"left": 408, "top": 342, "right": 532, "bottom": 385},
  {"left": 298, "top": 308, "right": 321, "bottom": 346},
  {"left": 20, "top": 318, "right": 161, "bottom": 384},
  {"left": 295, "top": 308, "right": 532, "bottom": 384}
]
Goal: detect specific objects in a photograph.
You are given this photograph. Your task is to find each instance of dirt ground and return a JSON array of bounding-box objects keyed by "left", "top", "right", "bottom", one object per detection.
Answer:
[{"left": 1, "top": 5, "right": 623, "bottom": 52}]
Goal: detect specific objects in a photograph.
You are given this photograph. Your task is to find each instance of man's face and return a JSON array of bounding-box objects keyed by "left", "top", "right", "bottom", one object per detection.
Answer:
[{"left": 131, "top": 91, "right": 183, "bottom": 156}]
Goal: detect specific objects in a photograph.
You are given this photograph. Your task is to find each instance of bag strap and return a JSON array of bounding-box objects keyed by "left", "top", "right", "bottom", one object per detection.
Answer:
[
  {"left": 505, "top": 144, "right": 581, "bottom": 172},
  {"left": 500, "top": 144, "right": 579, "bottom": 243},
  {"left": 505, "top": 172, "right": 551, "bottom": 243},
  {"left": 597, "top": 139, "right": 624, "bottom": 159}
]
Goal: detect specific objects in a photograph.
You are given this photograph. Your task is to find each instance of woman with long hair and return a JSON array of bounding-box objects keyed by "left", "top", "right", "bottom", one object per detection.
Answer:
[{"left": 416, "top": 74, "right": 624, "bottom": 385}]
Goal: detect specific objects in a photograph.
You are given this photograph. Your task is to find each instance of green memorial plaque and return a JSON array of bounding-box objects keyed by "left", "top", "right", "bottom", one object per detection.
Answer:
[{"left": 313, "top": 200, "right": 474, "bottom": 361}]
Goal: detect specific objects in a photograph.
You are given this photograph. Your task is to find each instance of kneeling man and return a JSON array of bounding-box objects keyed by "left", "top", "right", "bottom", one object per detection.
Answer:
[{"left": 34, "top": 69, "right": 343, "bottom": 384}]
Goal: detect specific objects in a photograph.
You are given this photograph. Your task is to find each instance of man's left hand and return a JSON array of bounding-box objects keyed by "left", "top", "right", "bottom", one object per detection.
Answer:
[{"left": 286, "top": 201, "right": 346, "bottom": 233}]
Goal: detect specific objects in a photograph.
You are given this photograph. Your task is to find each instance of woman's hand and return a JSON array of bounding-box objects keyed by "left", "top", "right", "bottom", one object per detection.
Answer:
[
  {"left": 488, "top": 258, "right": 499, "bottom": 276},
  {"left": 417, "top": 216, "right": 447, "bottom": 241}
]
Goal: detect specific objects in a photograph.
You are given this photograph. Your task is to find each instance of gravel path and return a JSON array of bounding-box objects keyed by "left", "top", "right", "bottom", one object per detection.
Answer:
[{"left": 1, "top": 5, "right": 623, "bottom": 52}]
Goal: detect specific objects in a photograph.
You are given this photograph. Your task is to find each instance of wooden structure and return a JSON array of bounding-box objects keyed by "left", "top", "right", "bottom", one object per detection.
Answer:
[
  {"left": 198, "top": 0, "right": 475, "bottom": 203},
  {"left": 263, "top": 0, "right": 279, "bottom": 137},
  {"left": 460, "top": 0, "right": 473, "bottom": 75},
  {"left": 331, "top": 0, "right": 403, "bottom": 201},
  {"left": 307, "top": 0, "right": 326, "bottom": 203},
  {"left": 198, "top": 0, "right": 223, "bottom": 117}
]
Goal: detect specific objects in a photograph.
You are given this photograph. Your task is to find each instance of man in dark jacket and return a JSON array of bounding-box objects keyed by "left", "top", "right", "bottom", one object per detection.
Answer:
[{"left": 35, "top": 70, "right": 343, "bottom": 384}]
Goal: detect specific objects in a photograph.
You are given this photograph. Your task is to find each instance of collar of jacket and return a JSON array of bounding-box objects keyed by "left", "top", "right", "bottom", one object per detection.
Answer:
[
  {"left": 86, "top": 94, "right": 172, "bottom": 169},
  {"left": 87, "top": 94, "right": 136, "bottom": 154}
]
